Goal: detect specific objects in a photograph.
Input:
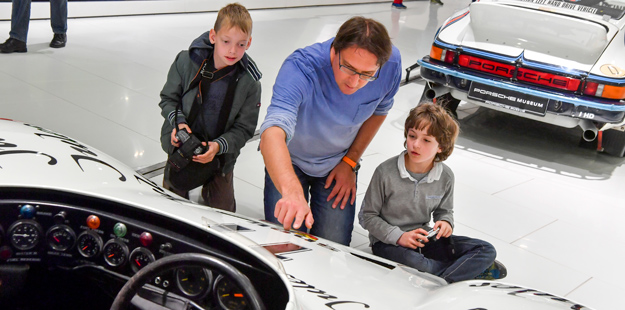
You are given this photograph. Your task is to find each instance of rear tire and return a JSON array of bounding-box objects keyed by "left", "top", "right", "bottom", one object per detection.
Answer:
[{"left": 602, "top": 129, "right": 625, "bottom": 157}]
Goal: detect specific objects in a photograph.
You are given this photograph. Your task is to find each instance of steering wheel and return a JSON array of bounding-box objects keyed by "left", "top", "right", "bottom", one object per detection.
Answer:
[{"left": 110, "top": 253, "right": 265, "bottom": 310}]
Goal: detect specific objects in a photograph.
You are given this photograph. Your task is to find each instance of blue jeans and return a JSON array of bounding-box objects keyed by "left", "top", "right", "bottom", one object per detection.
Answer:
[
  {"left": 10, "top": 0, "right": 68, "bottom": 42},
  {"left": 264, "top": 166, "right": 356, "bottom": 246},
  {"left": 372, "top": 235, "right": 496, "bottom": 283}
]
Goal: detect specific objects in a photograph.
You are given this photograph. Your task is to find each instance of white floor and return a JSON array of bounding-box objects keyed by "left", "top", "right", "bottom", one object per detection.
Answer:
[{"left": 0, "top": 2, "right": 622, "bottom": 309}]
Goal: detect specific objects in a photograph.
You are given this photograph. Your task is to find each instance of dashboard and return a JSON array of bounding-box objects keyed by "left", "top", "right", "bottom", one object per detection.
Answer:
[{"left": 0, "top": 187, "right": 288, "bottom": 310}]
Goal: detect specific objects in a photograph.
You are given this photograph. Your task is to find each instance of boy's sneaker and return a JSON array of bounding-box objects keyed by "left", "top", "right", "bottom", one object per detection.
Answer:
[
  {"left": 392, "top": 3, "right": 407, "bottom": 9},
  {"left": 475, "top": 260, "right": 507, "bottom": 280},
  {"left": 431, "top": 0, "right": 445, "bottom": 5}
]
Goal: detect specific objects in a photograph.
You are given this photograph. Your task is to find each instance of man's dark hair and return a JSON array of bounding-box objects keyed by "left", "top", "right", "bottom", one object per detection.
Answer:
[{"left": 332, "top": 16, "right": 392, "bottom": 67}]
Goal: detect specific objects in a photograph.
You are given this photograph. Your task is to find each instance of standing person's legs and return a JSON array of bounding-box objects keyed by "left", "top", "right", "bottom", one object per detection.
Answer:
[
  {"left": 50, "top": 0, "right": 67, "bottom": 34},
  {"left": 308, "top": 175, "right": 356, "bottom": 246},
  {"left": 201, "top": 172, "right": 236, "bottom": 212},
  {"left": 9, "top": 0, "right": 31, "bottom": 42},
  {"left": 263, "top": 166, "right": 310, "bottom": 225},
  {"left": 49, "top": 0, "right": 67, "bottom": 48},
  {"left": 427, "top": 235, "right": 496, "bottom": 283}
]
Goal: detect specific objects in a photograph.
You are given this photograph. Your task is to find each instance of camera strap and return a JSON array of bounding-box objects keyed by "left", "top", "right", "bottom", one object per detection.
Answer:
[{"left": 174, "top": 56, "right": 238, "bottom": 139}]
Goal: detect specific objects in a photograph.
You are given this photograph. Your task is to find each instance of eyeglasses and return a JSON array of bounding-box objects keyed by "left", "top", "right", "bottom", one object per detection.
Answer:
[{"left": 338, "top": 52, "right": 380, "bottom": 82}]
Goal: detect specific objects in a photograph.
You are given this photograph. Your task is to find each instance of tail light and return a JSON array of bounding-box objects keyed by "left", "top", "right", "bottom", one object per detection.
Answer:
[
  {"left": 430, "top": 45, "right": 456, "bottom": 64},
  {"left": 584, "top": 82, "right": 625, "bottom": 100},
  {"left": 516, "top": 68, "right": 580, "bottom": 92}
]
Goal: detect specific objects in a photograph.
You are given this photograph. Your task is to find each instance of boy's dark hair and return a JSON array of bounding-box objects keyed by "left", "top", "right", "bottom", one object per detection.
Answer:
[
  {"left": 214, "top": 3, "right": 252, "bottom": 35},
  {"left": 332, "top": 16, "right": 392, "bottom": 67},
  {"left": 404, "top": 103, "right": 459, "bottom": 162}
]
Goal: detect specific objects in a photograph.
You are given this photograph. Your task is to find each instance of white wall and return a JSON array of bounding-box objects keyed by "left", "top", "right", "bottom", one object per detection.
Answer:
[{"left": 0, "top": 0, "right": 389, "bottom": 20}]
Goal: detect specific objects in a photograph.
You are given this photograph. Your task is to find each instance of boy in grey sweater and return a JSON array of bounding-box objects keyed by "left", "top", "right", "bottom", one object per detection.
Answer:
[{"left": 359, "top": 103, "right": 506, "bottom": 283}]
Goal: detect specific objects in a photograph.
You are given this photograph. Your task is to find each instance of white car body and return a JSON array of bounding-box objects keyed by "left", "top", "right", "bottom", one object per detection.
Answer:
[
  {"left": 0, "top": 118, "right": 592, "bottom": 309},
  {"left": 418, "top": 0, "right": 625, "bottom": 156}
]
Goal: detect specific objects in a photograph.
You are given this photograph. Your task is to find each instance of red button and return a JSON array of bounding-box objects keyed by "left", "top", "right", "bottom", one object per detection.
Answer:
[{"left": 140, "top": 232, "right": 153, "bottom": 247}]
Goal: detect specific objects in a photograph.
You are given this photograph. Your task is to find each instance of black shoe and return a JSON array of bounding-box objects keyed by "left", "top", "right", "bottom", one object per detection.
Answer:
[
  {"left": 50, "top": 33, "right": 66, "bottom": 48},
  {"left": 0, "top": 38, "right": 27, "bottom": 53}
]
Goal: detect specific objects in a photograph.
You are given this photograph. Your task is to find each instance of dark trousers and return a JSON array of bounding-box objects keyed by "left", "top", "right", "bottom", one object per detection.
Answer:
[{"left": 164, "top": 170, "right": 236, "bottom": 212}]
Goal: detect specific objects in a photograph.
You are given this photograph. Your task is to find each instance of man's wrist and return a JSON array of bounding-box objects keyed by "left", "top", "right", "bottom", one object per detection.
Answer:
[{"left": 342, "top": 156, "right": 360, "bottom": 172}]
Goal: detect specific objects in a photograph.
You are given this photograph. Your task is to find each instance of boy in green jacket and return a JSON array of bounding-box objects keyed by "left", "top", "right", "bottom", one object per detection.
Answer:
[{"left": 158, "top": 3, "right": 262, "bottom": 212}]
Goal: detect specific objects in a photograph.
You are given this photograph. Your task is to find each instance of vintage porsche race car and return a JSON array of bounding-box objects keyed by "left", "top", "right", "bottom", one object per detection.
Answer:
[
  {"left": 418, "top": 0, "right": 625, "bottom": 157},
  {"left": 0, "top": 118, "right": 592, "bottom": 309}
]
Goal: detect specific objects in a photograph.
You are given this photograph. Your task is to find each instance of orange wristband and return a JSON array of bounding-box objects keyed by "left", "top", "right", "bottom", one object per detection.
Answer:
[{"left": 342, "top": 156, "right": 357, "bottom": 169}]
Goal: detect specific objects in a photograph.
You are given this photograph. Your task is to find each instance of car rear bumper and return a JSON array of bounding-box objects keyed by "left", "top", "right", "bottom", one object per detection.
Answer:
[{"left": 418, "top": 58, "right": 625, "bottom": 127}]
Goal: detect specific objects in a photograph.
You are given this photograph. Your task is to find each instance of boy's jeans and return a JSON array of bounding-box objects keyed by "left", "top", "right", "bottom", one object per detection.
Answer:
[
  {"left": 264, "top": 166, "right": 356, "bottom": 246},
  {"left": 373, "top": 235, "right": 496, "bottom": 283},
  {"left": 10, "top": 0, "right": 68, "bottom": 42}
]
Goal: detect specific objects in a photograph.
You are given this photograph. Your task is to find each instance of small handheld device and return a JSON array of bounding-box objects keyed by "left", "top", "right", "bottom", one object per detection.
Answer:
[{"left": 425, "top": 227, "right": 440, "bottom": 242}]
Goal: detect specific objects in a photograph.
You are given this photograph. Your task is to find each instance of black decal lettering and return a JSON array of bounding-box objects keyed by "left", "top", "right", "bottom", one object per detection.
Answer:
[
  {"left": 326, "top": 301, "right": 370, "bottom": 309},
  {"left": 509, "top": 289, "right": 536, "bottom": 296},
  {"left": 469, "top": 60, "right": 481, "bottom": 67},
  {"left": 495, "top": 67, "right": 509, "bottom": 75},
  {"left": 71, "top": 155, "right": 126, "bottom": 181},
  {"left": 492, "top": 284, "right": 522, "bottom": 289},
  {"left": 0, "top": 150, "right": 57, "bottom": 165},
  {"left": 523, "top": 72, "right": 537, "bottom": 80},
  {"left": 288, "top": 275, "right": 307, "bottom": 285},
  {"left": 469, "top": 282, "right": 491, "bottom": 287},
  {"left": 0, "top": 139, "right": 17, "bottom": 148},
  {"left": 537, "top": 75, "right": 552, "bottom": 84},
  {"left": 482, "top": 63, "right": 495, "bottom": 71},
  {"left": 293, "top": 284, "right": 316, "bottom": 289},
  {"left": 35, "top": 133, "right": 98, "bottom": 157},
  {"left": 134, "top": 175, "right": 186, "bottom": 202},
  {"left": 550, "top": 297, "right": 568, "bottom": 302},
  {"left": 317, "top": 293, "right": 338, "bottom": 300},
  {"left": 307, "top": 289, "right": 328, "bottom": 294}
]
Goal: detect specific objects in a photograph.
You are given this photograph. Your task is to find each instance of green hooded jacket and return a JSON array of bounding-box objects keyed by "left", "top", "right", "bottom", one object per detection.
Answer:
[{"left": 158, "top": 31, "right": 262, "bottom": 175}]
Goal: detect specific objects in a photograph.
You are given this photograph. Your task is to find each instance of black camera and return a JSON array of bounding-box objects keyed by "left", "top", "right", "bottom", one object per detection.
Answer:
[{"left": 168, "top": 128, "right": 208, "bottom": 171}]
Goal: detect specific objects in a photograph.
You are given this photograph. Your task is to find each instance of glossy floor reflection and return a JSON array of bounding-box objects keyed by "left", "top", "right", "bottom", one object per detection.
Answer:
[{"left": 0, "top": 2, "right": 621, "bottom": 309}]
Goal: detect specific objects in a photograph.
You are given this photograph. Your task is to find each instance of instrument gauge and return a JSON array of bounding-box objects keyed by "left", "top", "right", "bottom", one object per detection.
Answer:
[
  {"left": 46, "top": 225, "right": 76, "bottom": 252},
  {"left": 214, "top": 275, "right": 248, "bottom": 310},
  {"left": 8, "top": 220, "right": 43, "bottom": 251},
  {"left": 129, "top": 247, "right": 155, "bottom": 273},
  {"left": 176, "top": 267, "right": 213, "bottom": 298},
  {"left": 76, "top": 230, "right": 103, "bottom": 258},
  {"left": 102, "top": 239, "right": 129, "bottom": 267}
]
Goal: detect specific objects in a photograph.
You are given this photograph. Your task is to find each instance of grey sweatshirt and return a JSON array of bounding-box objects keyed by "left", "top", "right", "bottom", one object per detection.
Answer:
[{"left": 359, "top": 151, "right": 455, "bottom": 246}]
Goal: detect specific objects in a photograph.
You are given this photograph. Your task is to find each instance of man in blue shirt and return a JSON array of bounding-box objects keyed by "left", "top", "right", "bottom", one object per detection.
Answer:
[{"left": 259, "top": 16, "right": 402, "bottom": 245}]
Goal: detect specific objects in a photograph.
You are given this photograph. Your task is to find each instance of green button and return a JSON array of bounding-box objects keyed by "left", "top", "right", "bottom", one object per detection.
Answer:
[{"left": 113, "top": 223, "right": 127, "bottom": 237}]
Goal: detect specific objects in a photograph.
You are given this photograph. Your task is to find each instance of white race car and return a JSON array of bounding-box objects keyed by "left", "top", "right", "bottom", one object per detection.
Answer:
[
  {"left": 0, "top": 118, "right": 592, "bottom": 309},
  {"left": 417, "top": 0, "right": 625, "bottom": 157}
]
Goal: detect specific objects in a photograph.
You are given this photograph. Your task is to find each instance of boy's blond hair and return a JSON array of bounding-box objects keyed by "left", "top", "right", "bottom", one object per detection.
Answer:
[
  {"left": 404, "top": 103, "right": 459, "bottom": 162},
  {"left": 214, "top": 3, "right": 253, "bottom": 35}
]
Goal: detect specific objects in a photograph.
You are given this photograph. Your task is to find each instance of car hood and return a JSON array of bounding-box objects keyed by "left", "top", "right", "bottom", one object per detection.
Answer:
[
  {"left": 439, "top": 0, "right": 619, "bottom": 71},
  {"left": 0, "top": 118, "right": 593, "bottom": 309}
]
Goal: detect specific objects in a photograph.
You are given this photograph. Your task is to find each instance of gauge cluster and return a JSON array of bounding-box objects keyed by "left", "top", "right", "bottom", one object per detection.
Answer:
[{"left": 0, "top": 198, "right": 253, "bottom": 309}]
